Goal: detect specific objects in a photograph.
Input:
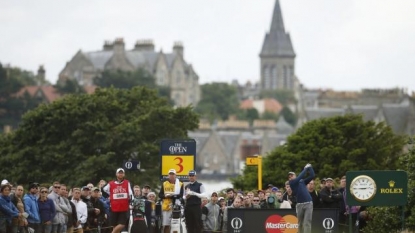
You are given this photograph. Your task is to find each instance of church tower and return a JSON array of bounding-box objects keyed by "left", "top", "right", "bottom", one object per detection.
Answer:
[{"left": 260, "top": 0, "right": 296, "bottom": 90}]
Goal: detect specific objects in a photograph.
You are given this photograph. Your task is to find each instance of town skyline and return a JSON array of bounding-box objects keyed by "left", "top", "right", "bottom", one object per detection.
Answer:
[{"left": 1, "top": 0, "right": 415, "bottom": 92}]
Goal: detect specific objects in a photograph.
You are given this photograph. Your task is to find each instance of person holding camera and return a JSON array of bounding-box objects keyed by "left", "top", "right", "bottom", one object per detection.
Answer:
[{"left": 288, "top": 163, "right": 315, "bottom": 233}]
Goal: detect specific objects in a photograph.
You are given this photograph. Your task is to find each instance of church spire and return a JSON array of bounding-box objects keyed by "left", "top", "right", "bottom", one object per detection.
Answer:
[
  {"left": 260, "top": 0, "right": 295, "bottom": 58},
  {"left": 270, "top": 0, "right": 285, "bottom": 34}
]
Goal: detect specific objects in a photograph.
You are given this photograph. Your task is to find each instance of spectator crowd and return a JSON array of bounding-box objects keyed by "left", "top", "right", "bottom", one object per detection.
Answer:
[{"left": 0, "top": 170, "right": 370, "bottom": 233}]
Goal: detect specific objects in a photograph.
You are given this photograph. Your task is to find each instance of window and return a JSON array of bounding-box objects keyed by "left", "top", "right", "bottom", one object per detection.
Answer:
[
  {"left": 271, "top": 65, "right": 277, "bottom": 89},
  {"left": 283, "top": 66, "right": 288, "bottom": 89},
  {"left": 176, "top": 71, "right": 181, "bottom": 84},
  {"left": 74, "top": 70, "right": 84, "bottom": 85},
  {"left": 158, "top": 70, "right": 167, "bottom": 85},
  {"left": 263, "top": 65, "right": 270, "bottom": 89}
]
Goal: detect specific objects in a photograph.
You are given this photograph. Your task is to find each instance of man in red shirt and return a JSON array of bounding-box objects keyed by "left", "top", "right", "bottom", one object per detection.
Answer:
[{"left": 102, "top": 168, "right": 133, "bottom": 233}]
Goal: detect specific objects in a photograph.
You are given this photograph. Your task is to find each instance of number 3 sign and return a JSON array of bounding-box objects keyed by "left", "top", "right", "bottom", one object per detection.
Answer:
[
  {"left": 159, "top": 139, "right": 197, "bottom": 181},
  {"left": 162, "top": 155, "right": 194, "bottom": 176}
]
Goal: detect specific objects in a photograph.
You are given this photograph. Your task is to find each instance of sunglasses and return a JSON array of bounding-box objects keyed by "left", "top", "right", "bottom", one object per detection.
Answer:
[{"left": 54, "top": 186, "right": 60, "bottom": 189}]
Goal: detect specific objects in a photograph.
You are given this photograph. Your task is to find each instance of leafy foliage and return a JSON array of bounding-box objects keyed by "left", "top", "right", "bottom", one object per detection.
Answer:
[
  {"left": 261, "top": 111, "right": 279, "bottom": 121},
  {"left": 236, "top": 108, "right": 260, "bottom": 123},
  {"left": 94, "top": 68, "right": 172, "bottom": 104},
  {"left": 280, "top": 106, "right": 297, "bottom": 126},
  {"left": 195, "top": 82, "right": 239, "bottom": 121},
  {"left": 0, "top": 87, "right": 199, "bottom": 187},
  {"left": 55, "top": 79, "right": 86, "bottom": 95},
  {"left": 94, "top": 68, "right": 156, "bottom": 89},
  {"left": 0, "top": 63, "right": 42, "bottom": 130},
  {"left": 363, "top": 136, "right": 415, "bottom": 232},
  {"left": 232, "top": 114, "right": 406, "bottom": 190},
  {"left": 259, "top": 89, "right": 295, "bottom": 105}
]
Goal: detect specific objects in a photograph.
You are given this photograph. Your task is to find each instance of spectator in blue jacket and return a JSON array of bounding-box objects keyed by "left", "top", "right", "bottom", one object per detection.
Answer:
[
  {"left": 0, "top": 184, "right": 20, "bottom": 233},
  {"left": 38, "top": 186, "right": 56, "bottom": 233},
  {"left": 24, "top": 182, "right": 41, "bottom": 232}
]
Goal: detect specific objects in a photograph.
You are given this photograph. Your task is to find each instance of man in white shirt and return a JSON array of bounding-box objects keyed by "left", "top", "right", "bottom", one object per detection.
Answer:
[{"left": 71, "top": 188, "right": 87, "bottom": 233}]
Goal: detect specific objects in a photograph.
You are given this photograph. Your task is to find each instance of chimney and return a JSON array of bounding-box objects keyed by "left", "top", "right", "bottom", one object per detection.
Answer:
[
  {"left": 113, "top": 38, "right": 125, "bottom": 53},
  {"left": 103, "top": 40, "right": 113, "bottom": 51},
  {"left": 134, "top": 39, "right": 155, "bottom": 51},
  {"left": 37, "top": 65, "right": 45, "bottom": 85},
  {"left": 173, "top": 41, "right": 184, "bottom": 57}
]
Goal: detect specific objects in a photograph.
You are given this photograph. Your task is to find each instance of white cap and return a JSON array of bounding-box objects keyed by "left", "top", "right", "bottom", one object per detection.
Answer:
[
  {"left": 1, "top": 179, "right": 9, "bottom": 186},
  {"left": 116, "top": 168, "right": 125, "bottom": 174},
  {"left": 168, "top": 169, "right": 176, "bottom": 174}
]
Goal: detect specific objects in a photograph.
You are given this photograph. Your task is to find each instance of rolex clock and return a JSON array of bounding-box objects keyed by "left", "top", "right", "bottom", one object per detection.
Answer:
[{"left": 350, "top": 175, "right": 377, "bottom": 201}]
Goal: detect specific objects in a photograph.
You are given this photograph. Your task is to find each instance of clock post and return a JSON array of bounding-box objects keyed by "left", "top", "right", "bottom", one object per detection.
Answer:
[{"left": 346, "top": 171, "right": 408, "bottom": 233}]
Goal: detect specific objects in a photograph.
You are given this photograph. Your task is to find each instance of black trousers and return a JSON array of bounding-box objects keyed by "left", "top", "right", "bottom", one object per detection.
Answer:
[{"left": 184, "top": 204, "right": 202, "bottom": 233}]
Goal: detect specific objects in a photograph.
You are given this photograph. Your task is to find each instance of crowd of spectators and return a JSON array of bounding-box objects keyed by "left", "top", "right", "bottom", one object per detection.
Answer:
[{"left": 0, "top": 174, "right": 370, "bottom": 233}]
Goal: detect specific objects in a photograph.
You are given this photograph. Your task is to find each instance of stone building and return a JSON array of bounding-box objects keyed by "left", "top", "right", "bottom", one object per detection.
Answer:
[
  {"left": 296, "top": 88, "right": 415, "bottom": 135},
  {"left": 58, "top": 38, "right": 200, "bottom": 107},
  {"left": 189, "top": 117, "right": 293, "bottom": 175},
  {"left": 260, "top": 0, "right": 297, "bottom": 91}
]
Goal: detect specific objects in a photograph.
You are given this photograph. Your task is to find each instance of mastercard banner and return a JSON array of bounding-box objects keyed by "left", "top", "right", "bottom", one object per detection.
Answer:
[{"left": 227, "top": 208, "right": 339, "bottom": 233}]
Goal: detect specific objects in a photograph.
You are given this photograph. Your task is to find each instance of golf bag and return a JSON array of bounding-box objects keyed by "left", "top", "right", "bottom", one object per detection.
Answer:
[
  {"left": 128, "top": 197, "right": 148, "bottom": 233},
  {"left": 170, "top": 203, "right": 187, "bottom": 233}
]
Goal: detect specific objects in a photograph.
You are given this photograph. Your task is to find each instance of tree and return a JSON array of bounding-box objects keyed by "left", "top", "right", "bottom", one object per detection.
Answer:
[
  {"left": 232, "top": 114, "right": 406, "bottom": 190},
  {"left": 280, "top": 106, "right": 297, "bottom": 126},
  {"left": 362, "top": 137, "right": 415, "bottom": 232},
  {"left": 94, "top": 68, "right": 173, "bottom": 104},
  {"left": 261, "top": 111, "right": 279, "bottom": 121},
  {"left": 55, "top": 79, "right": 86, "bottom": 95},
  {"left": 236, "top": 108, "right": 260, "bottom": 123},
  {"left": 0, "top": 63, "right": 41, "bottom": 130},
  {"left": 94, "top": 68, "right": 156, "bottom": 89},
  {"left": 259, "top": 89, "right": 295, "bottom": 105},
  {"left": 0, "top": 87, "right": 199, "bottom": 186},
  {"left": 195, "top": 82, "right": 239, "bottom": 121}
]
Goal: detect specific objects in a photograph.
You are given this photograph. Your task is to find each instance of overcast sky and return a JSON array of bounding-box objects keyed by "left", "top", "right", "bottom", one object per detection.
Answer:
[{"left": 1, "top": 0, "right": 415, "bottom": 92}]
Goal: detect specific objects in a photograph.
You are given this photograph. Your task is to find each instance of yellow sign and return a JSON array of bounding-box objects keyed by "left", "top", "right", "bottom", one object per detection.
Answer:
[
  {"left": 161, "top": 155, "right": 194, "bottom": 176},
  {"left": 246, "top": 157, "right": 259, "bottom": 166}
]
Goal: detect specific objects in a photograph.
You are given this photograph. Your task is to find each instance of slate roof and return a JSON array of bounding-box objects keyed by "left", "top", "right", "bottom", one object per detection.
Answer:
[
  {"left": 188, "top": 131, "right": 210, "bottom": 155},
  {"left": 82, "top": 49, "right": 181, "bottom": 72},
  {"left": 260, "top": 0, "right": 295, "bottom": 57},
  {"left": 383, "top": 104, "right": 410, "bottom": 134},
  {"left": 304, "top": 102, "right": 412, "bottom": 134},
  {"left": 84, "top": 51, "right": 113, "bottom": 70},
  {"left": 276, "top": 116, "right": 294, "bottom": 135},
  {"left": 217, "top": 131, "right": 241, "bottom": 159},
  {"left": 349, "top": 105, "right": 379, "bottom": 121}
]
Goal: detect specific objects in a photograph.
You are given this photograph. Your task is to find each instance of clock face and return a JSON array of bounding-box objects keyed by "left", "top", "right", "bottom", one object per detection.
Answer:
[{"left": 350, "top": 175, "right": 377, "bottom": 201}]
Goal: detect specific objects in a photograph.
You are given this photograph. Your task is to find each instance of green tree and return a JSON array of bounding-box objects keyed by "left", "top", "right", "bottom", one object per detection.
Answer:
[
  {"left": 195, "top": 82, "right": 239, "bottom": 121},
  {"left": 259, "top": 89, "right": 295, "bottom": 105},
  {"left": 236, "top": 108, "right": 260, "bottom": 123},
  {"left": 232, "top": 114, "right": 406, "bottom": 190},
  {"left": 0, "top": 63, "right": 41, "bottom": 130},
  {"left": 280, "top": 106, "right": 297, "bottom": 126},
  {"left": 94, "top": 68, "right": 173, "bottom": 104},
  {"left": 363, "top": 137, "right": 415, "bottom": 232},
  {"left": 261, "top": 111, "right": 279, "bottom": 121},
  {"left": 94, "top": 68, "right": 156, "bottom": 89},
  {"left": 0, "top": 87, "right": 199, "bottom": 186},
  {"left": 55, "top": 79, "right": 86, "bottom": 95}
]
